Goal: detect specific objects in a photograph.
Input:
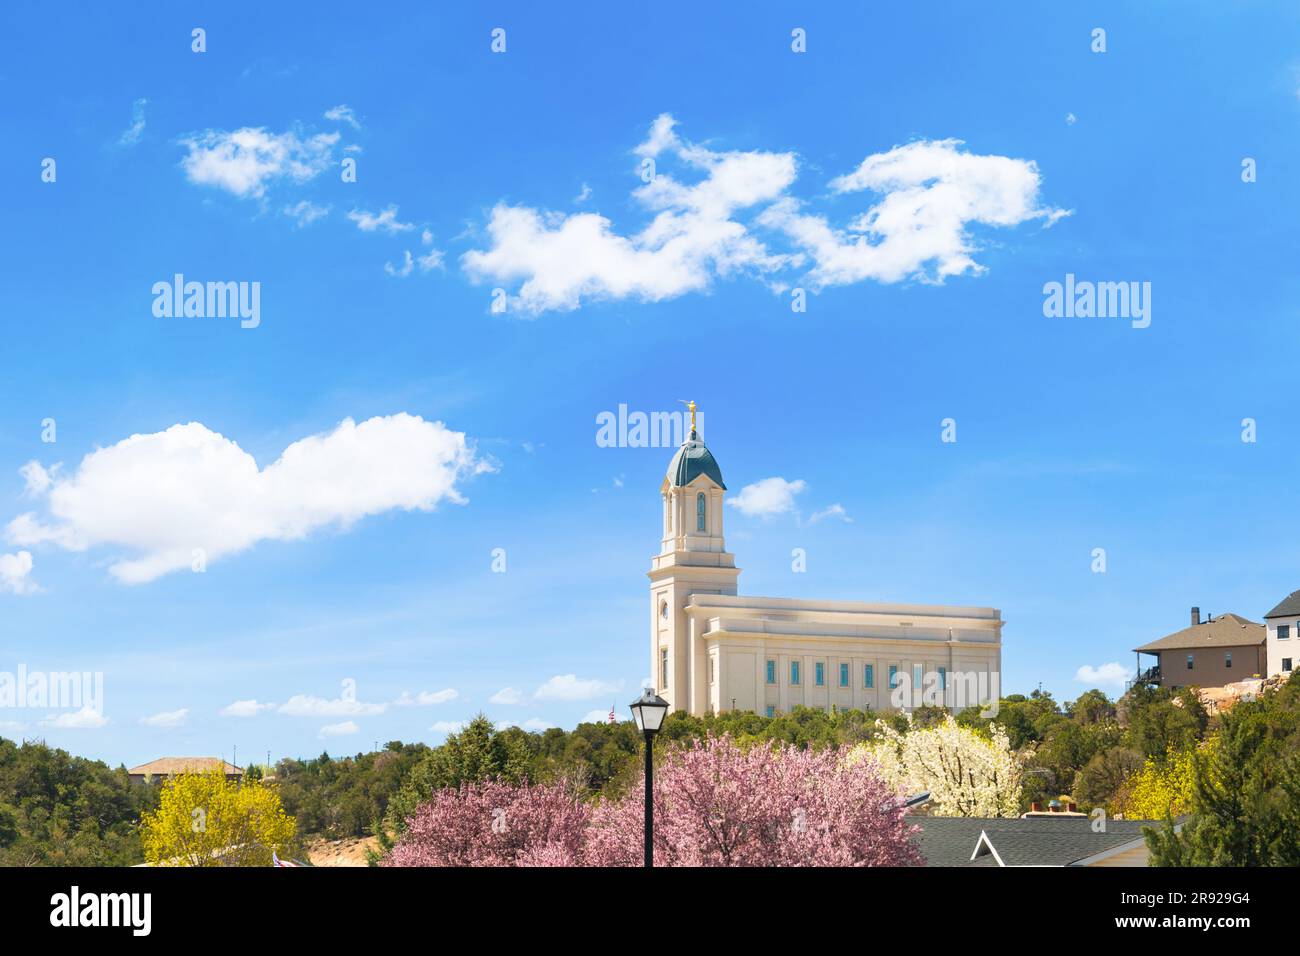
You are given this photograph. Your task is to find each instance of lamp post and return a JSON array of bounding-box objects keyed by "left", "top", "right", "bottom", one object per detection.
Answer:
[{"left": 628, "top": 688, "right": 669, "bottom": 868}]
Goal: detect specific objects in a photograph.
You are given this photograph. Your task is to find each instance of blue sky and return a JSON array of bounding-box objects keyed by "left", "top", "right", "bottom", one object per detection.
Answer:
[{"left": 4, "top": 1, "right": 1300, "bottom": 765}]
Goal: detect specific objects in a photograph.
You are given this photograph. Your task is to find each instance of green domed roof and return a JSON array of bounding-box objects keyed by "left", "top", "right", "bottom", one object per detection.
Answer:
[{"left": 666, "top": 433, "right": 725, "bottom": 490}]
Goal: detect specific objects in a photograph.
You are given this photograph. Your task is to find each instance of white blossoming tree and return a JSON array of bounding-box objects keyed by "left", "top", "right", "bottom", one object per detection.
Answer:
[{"left": 849, "top": 715, "right": 1024, "bottom": 817}]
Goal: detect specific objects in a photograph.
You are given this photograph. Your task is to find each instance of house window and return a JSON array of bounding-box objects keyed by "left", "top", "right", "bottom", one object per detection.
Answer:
[
  {"left": 1225, "top": 652, "right": 1232, "bottom": 668},
  {"left": 660, "top": 648, "right": 669, "bottom": 689},
  {"left": 765, "top": 706, "right": 775, "bottom": 718},
  {"left": 1280, "top": 625, "right": 1291, "bottom": 640},
  {"left": 864, "top": 664, "right": 874, "bottom": 688},
  {"left": 791, "top": 661, "right": 801, "bottom": 685},
  {"left": 888, "top": 665, "right": 899, "bottom": 688},
  {"left": 1186, "top": 654, "right": 1194, "bottom": 670},
  {"left": 913, "top": 664, "right": 923, "bottom": 689},
  {"left": 1284, "top": 658, "right": 1293, "bottom": 672},
  {"left": 766, "top": 659, "right": 776, "bottom": 684},
  {"left": 938, "top": 666, "right": 947, "bottom": 690},
  {"left": 696, "top": 493, "right": 706, "bottom": 532},
  {"left": 815, "top": 662, "right": 825, "bottom": 686},
  {"left": 839, "top": 663, "right": 850, "bottom": 687}
]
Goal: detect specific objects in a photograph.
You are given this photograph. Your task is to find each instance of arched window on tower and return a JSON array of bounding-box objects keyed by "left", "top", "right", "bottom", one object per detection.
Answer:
[{"left": 696, "top": 492, "right": 706, "bottom": 532}]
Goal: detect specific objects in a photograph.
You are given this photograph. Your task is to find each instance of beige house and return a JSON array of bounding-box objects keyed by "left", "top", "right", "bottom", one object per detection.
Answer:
[
  {"left": 128, "top": 757, "right": 244, "bottom": 784},
  {"left": 1133, "top": 608, "right": 1265, "bottom": 690},
  {"left": 648, "top": 413, "right": 1002, "bottom": 717},
  {"left": 1263, "top": 590, "right": 1300, "bottom": 678}
]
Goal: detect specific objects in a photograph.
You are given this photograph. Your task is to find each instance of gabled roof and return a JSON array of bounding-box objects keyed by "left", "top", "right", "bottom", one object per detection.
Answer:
[
  {"left": 1133, "top": 612, "right": 1264, "bottom": 653},
  {"left": 128, "top": 757, "right": 243, "bottom": 776},
  {"left": 1265, "top": 590, "right": 1300, "bottom": 619},
  {"left": 913, "top": 816, "right": 1159, "bottom": 867},
  {"left": 664, "top": 435, "right": 725, "bottom": 490}
]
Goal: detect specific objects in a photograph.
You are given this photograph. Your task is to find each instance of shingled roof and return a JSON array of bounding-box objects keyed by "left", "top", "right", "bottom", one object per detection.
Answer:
[
  {"left": 913, "top": 816, "right": 1161, "bottom": 867},
  {"left": 128, "top": 757, "right": 243, "bottom": 777},
  {"left": 1265, "top": 590, "right": 1300, "bottom": 619},
  {"left": 1133, "top": 612, "right": 1264, "bottom": 653}
]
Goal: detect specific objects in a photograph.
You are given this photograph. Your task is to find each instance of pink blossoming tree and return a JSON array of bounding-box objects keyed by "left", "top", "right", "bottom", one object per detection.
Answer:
[
  {"left": 382, "top": 777, "right": 590, "bottom": 867},
  {"left": 585, "top": 735, "right": 921, "bottom": 866},
  {"left": 384, "top": 735, "right": 920, "bottom": 867}
]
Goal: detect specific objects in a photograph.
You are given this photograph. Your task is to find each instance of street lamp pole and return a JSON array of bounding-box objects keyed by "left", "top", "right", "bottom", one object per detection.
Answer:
[
  {"left": 643, "top": 731, "right": 654, "bottom": 868},
  {"left": 628, "top": 688, "right": 669, "bottom": 869}
]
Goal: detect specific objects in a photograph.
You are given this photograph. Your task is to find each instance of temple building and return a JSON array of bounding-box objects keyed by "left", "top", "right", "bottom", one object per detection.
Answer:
[{"left": 648, "top": 405, "right": 1003, "bottom": 717}]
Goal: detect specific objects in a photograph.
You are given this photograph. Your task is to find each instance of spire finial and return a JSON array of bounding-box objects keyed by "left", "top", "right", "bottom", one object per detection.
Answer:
[{"left": 679, "top": 399, "right": 697, "bottom": 439}]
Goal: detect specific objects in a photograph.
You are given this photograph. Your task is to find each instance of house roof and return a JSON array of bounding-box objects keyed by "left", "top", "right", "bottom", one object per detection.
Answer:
[
  {"left": 913, "top": 816, "right": 1160, "bottom": 867},
  {"left": 1132, "top": 613, "right": 1264, "bottom": 653},
  {"left": 128, "top": 757, "right": 243, "bottom": 776},
  {"left": 665, "top": 435, "right": 725, "bottom": 490},
  {"left": 1265, "top": 590, "right": 1300, "bottom": 619}
]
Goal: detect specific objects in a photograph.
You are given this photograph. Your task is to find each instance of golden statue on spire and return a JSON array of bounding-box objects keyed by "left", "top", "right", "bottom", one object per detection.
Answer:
[{"left": 679, "top": 399, "right": 698, "bottom": 438}]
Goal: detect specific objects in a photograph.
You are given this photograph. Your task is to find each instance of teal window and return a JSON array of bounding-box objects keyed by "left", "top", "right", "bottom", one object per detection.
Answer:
[
  {"left": 864, "top": 664, "right": 874, "bottom": 688},
  {"left": 1280, "top": 625, "right": 1291, "bottom": 640},
  {"left": 765, "top": 706, "right": 775, "bottom": 718},
  {"left": 1225, "top": 652, "right": 1232, "bottom": 668},
  {"left": 791, "top": 661, "right": 801, "bottom": 685},
  {"left": 766, "top": 659, "right": 776, "bottom": 684},
  {"left": 815, "top": 662, "right": 825, "bottom": 686},
  {"left": 888, "top": 665, "right": 899, "bottom": 688},
  {"left": 1186, "top": 654, "right": 1194, "bottom": 670},
  {"left": 938, "top": 667, "right": 947, "bottom": 690},
  {"left": 913, "top": 664, "right": 923, "bottom": 689},
  {"left": 839, "top": 663, "right": 849, "bottom": 687},
  {"left": 696, "top": 493, "right": 706, "bottom": 532}
]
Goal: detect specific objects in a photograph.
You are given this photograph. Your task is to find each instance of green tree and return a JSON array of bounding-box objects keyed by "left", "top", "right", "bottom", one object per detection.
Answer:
[{"left": 1147, "top": 674, "right": 1300, "bottom": 865}]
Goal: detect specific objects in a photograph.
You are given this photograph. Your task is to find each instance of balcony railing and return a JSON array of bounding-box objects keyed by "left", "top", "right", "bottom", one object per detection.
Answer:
[{"left": 1135, "top": 665, "right": 1162, "bottom": 684}]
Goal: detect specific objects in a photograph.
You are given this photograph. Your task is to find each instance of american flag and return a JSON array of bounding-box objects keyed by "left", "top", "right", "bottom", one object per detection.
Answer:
[
  {"left": 272, "top": 852, "right": 303, "bottom": 867},
  {"left": 608, "top": 703, "right": 616, "bottom": 724}
]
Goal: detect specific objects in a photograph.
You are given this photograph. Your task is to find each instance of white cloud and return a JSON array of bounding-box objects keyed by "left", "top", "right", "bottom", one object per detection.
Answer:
[
  {"left": 220, "top": 699, "right": 275, "bottom": 718},
  {"left": 20, "top": 461, "right": 53, "bottom": 496},
  {"left": 534, "top": 674, "right": 621, "bottom": 702},
  {"left": 761, "top": 138, "right": 1069, "bottom": 289},
  {"left": 0, "top": 551, "right": 38, "bottom": 595},
  {"left": 394, "top": 689, "right": 458, "bottom": 706},
  {"left": 283, "top": 199, "right": 330, "bottom": 227},
  {"left": 319, "top": 720, "right": 359, "bottom": 738},
  {"left": 279, "top": 694, "right": 387, "bottom": 718},
  {"left": 463, "top": 118, "right": 1065, "bottom": 313},
  {"left": 384, "top": 250, "right": 415, "bottom": 277},
  {"left": 574, "top": 183, "right": 592, "bottom": 203},
  {"left": 503, "top": 717, "right": 555, "bottom": 732},
  {"left": 179, "top": 126, "right": 340, "bottom": 199},
  {"left": 386, "top": 247, "right": 444, "bottom": 278},
  {"left": 430, "top": 720, "right": 465, "bottom": 734},
  {"left": 581, "top": 708, "right": 613, "bottom": 725},
  {"left": 6, "top": 414, "right": 487, "bottom": 584},
  {"left": 1066, "top": 113, "right": 1078, "bottom": 126},
  {"left": 348, "top": 205, "right": 414, "bottom": 234},
  {"left": 43, "top": 705, "right": 108, "bottom": 729},
  {"left": 323, "top": 104, "right": 362, "bottom": 130},
  {"left": 462, "top": 112, "right": 797, "bottom": 314},
  {"left": 809, "top": 503, "right": 852, "bottom": 524},
  {"left": 117, "top": 97, "right": 147, "bottom": 147},
  {"left": 727, "top": 477, "right": 806, "bottom": 518},
  {"left": 489, "top": 687, "right": 526, "bottom": 705},
  {"left": 140, "top": 708, "right": 189, "bottom": 728},
  {"left": 1074, "top": 662, "right": 1129, "bottom": 689}
]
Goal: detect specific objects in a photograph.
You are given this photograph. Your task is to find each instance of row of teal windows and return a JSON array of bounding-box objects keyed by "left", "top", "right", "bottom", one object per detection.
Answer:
[{"left": 761, "top": 660, "right": 946, "bottom": 690}]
